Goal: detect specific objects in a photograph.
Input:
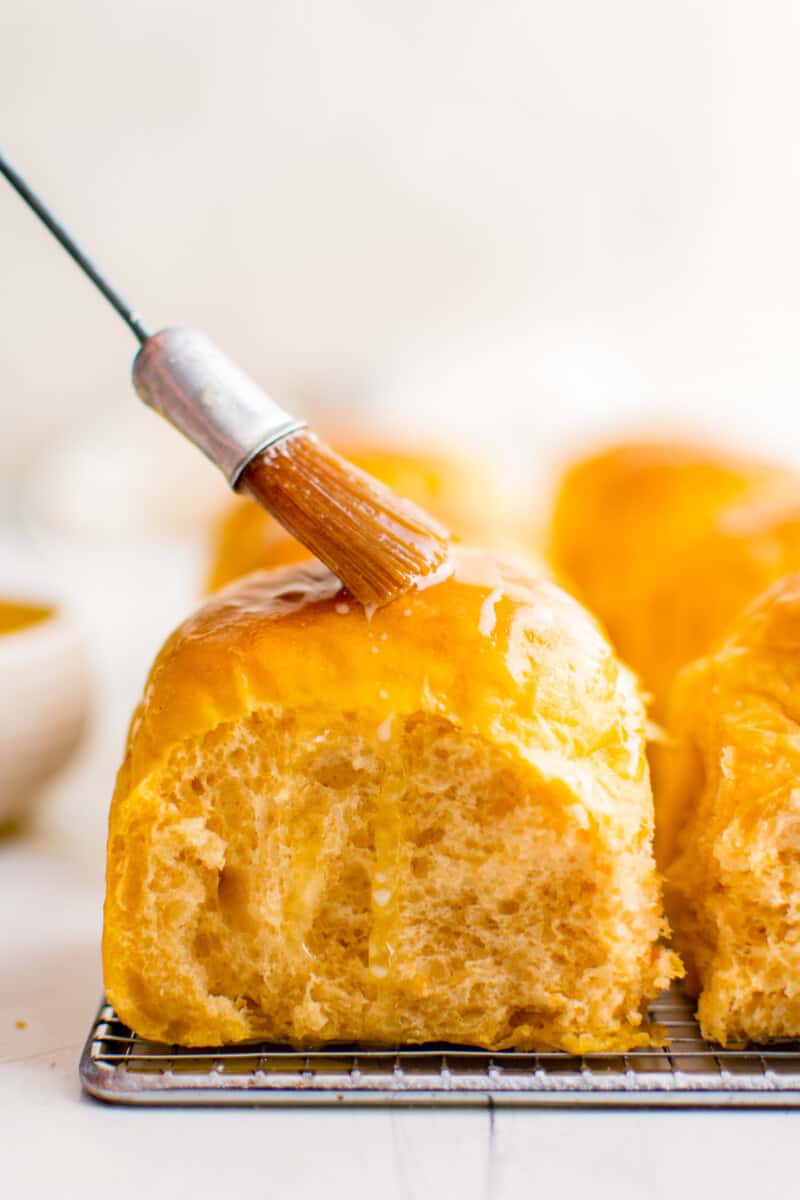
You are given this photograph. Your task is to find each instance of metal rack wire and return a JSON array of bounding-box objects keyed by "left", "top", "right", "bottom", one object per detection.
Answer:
[{"left": 79, "top": 984, "right": 800, "bottom": 1107}]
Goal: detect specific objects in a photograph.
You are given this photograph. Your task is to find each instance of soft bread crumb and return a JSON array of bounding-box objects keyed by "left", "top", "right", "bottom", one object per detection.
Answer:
[{"left": 656, "top": 573, "right": 800, "bottom": 1044}]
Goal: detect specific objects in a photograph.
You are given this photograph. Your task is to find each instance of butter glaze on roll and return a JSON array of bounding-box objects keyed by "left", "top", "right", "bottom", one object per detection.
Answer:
[
  {"left": 658, "top": 575, "right": 800, "bottom": 1044},
  {"left": 104, "top": 547, "right": 677, "bottom": 1049}
]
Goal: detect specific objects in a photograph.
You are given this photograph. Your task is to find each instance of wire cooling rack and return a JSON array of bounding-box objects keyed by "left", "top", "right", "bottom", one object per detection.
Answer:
[{"left": 79, "top": 984, "right": 800, "bottom": 1107}]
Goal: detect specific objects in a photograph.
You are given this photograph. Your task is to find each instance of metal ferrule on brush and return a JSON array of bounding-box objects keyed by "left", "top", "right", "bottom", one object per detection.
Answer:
[{"left": 132, "top": 327, "right": 306, "bottom": 487}]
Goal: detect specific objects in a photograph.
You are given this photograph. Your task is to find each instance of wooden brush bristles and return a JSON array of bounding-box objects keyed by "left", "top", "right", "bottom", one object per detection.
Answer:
[{"left": 239, "top": 431, "right": 452, "bottom": 608}]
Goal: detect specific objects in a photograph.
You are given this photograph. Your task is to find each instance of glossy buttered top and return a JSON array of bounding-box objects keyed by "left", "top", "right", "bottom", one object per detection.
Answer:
[{"left": 121, "top": 547, "right": 649, "bottom": 841}]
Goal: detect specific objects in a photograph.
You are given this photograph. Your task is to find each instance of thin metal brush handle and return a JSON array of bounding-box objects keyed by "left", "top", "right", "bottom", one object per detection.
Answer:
[
  {"left": 0, "top": 149, "right": 303, "bottom": 487},
  {"left": 0, "top": 149, "right": 150, "bottom": 343}
]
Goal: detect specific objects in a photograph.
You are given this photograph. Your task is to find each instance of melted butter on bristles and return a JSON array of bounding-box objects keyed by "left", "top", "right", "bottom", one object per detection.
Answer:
[{"left": 239, "top": 431, "right": 452, "bottom": 609}]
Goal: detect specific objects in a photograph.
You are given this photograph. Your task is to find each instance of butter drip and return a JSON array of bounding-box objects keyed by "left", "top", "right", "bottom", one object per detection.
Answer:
[{"left": 368, "top": 780, "right": 403, "bottom": 983}]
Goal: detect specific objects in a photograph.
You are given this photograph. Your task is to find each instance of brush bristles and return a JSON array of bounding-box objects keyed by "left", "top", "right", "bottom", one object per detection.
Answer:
[{"left": 239, "top": 432, "right": 452, "bottom": 608}]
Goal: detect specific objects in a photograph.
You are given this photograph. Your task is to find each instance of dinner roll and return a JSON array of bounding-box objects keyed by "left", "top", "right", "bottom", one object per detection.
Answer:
[
  {"left": 549, "top": 440, "right": 789, "bottom": 714},
  {"left": 657, "top": 575, "right": 800, "bottom": 1044},
  {"left": 104, "top": 547, "right": 677, "bottom": 1050},
  {"left": 207, "top": 442, "right": 527, "bottom": 591}
]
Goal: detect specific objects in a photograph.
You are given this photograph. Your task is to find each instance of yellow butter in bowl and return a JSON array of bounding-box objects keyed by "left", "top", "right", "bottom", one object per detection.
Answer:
[{"left": 0, "top": 600, "right": 53, "bottom": 636}]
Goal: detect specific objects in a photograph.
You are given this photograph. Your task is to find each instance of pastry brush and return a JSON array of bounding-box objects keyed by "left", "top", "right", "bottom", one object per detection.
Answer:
[{"left": 0, "top": 151, "right": 451, "bottom": 608}]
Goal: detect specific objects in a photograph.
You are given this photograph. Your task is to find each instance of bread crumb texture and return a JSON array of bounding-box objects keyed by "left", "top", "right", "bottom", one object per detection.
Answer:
[
  {"left": 104, "top": 548, "right": 677, "bottom": 1049},
  {"left": 657, "top": 573, "right": 800, "bottom": 1044}
]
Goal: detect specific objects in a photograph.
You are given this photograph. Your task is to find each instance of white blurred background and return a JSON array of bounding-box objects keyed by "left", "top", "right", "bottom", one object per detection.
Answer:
[
  {"left": 2, "top": 0, "right": 800, "bottom": 842},
  {"left": 5, "top": 2, "right": 800, "bottom": 482}
]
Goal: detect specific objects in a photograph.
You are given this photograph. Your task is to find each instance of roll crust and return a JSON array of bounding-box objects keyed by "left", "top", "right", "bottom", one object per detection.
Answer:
[
  {"left": 549, "top": 440, "right": 789, "bottom": 713},
  {"left": 104, "top": 548, "right": 676, "bottom": 1049}
]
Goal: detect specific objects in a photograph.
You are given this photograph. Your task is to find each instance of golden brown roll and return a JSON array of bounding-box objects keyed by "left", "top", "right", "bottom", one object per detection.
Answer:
[
  {"left": 103, "top": 547, "right": 677, "bottom": 1050},
  {"left": 549, "top": 440, "right": 792, "bottom": 714},
  {"left": 657, "top": 575, "right": 800, "bottom": 1044},
  {"left": 207, "top": 441, "right": 527, "bottom": 591}
]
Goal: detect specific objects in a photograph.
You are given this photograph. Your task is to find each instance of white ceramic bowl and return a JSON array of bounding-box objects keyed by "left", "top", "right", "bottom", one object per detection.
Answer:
[{"left": 0, "top": 601, "right": 91, "bottom": 824}]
